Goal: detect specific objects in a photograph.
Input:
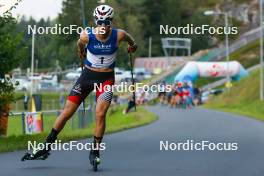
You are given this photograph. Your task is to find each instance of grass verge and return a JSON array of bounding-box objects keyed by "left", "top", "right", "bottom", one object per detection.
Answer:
[
  {"left": 204, "top": 68, "right": 264, "bottom": 121},
  {"left": 0, "top": 106, "right": 158, "bottom": 153}
]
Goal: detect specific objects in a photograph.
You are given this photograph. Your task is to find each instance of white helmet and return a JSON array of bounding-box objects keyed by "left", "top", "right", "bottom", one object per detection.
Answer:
[{"left": 93, "top": 5, "right": 114, "bottom": 21}]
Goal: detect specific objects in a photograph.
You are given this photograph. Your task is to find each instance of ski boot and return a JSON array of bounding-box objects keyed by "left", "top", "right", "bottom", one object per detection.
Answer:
[
  {"left": 21, "top": 145, "right": 50, "bottom": 161},
  {"left": 21, "top": 128, "right": 58, "bottom": 161}
]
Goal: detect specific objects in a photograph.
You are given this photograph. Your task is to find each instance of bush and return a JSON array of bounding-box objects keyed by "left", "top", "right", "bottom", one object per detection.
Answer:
[{"left": 0, "top": 13, "right": 25, "bottom": 136}]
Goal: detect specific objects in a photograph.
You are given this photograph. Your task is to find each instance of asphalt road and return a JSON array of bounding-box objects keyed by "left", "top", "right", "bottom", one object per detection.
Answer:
[{"left": 1, "top": 106, "right": 264, "bottom": 176}]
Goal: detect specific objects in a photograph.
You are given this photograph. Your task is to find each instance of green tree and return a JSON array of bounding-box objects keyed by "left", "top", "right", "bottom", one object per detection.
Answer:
[
  {"left": 0, "top": 15, "right": 26, "bottom": 136},
  {"left": 0, "top": 17, "right": 25, "bottom": 75},
  {"left": 13, "top": 0, "right": 244, "bottom": 70}
]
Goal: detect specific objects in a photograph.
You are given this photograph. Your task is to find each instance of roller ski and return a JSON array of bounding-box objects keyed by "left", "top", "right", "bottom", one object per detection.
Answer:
[
  {"left": 21, "top": 148, "right": 50, "bottom": 161},
  {"left": 21, "top": 128, "right": 57, "bottom": 162},
  {"left": 89, "top": 149, "right": 100, "bottom": 172}
]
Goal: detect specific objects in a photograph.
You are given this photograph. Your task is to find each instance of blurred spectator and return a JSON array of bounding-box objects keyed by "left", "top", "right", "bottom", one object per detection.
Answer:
[
  {"left": 158, "top": 81, "right": 167, "bottom": 105},
  {"left": 182, "top": 83, "right": 192, "bottom": 109},
  {"left": 137, "top": 90, "right": 145, "bottom": 105},
  {"left": 112, "top": 95, "right": 119, "bottom": 105},
  {"left": 23, "top": 92, "right": 29, "bottom": 111},
  {"left": 59, "top": 92, "right": 65, "bottom": 109},
  {"left": 160, "top": 80, "right": 202, "bottom": 109},
  {"left": 168, "top": 83, "right": 177, "bottom": 108},
  {"left": 193, "top": 86, "right": 201, "bottom": 106},
  {"left": 123, "top": 95, "right": 136, "bottom": 114}
]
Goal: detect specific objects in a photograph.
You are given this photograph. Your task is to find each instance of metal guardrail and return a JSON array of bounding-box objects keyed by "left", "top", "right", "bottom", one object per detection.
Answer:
[
  {"left": 9, "top": 106, "right": 95, "bottom": 135},
  {"left": 210, "top": 27, "right": 262, "bottom": 62}
]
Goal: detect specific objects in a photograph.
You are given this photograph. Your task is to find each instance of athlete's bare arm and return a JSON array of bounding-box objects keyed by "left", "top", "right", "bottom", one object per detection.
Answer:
[
  {"left": 77, "top": 31, "right": 89, "bottom": 60},
  {"left": 117, "top": 29, "right": 137, "bottom": 52}
]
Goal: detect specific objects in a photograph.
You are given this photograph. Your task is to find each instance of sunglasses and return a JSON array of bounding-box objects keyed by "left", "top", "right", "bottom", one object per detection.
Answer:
[{"left": 96, "top": 20, "right": 112, "bottom": 26}]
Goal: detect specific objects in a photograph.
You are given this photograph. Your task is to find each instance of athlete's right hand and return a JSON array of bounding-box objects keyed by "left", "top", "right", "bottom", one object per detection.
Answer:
[
  {"left": 127, "top": 43, "right": 137, "bottom": 53},
  {"left": 79, "top": 61, "right": 84, "bottom": 67}
]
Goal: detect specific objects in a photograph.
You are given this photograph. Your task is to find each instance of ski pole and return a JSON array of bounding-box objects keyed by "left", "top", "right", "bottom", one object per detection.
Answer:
[
  {"left": 81, "top": 60, "right": 86, "bottom": 117},
  {"left": 129, "top": 52, "right": 136, "bottom": 111}
]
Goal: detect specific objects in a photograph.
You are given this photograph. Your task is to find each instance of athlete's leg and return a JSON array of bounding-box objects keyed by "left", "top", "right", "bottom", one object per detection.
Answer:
[
  {"left": 29, "top": 68, "right": 93, "bottom": 159},
  {"left": 89, "top": 86, "right": 113, "bottom": 165},
  {"left": 53, "top": 100, "right": 79, "bottom": 132},
  {"left": 52, "top": 70, "right": 92, "bottom": 133},
  {"left": 94, "top": 99, "right": 111, "bottom": 139},
  {"left": 88, "top": 100, "right": 109, "bottom": 164},
  {"left": 93, "top": 78, "right": 114, "bottom": 139},
  {"left": 29, "top": 100, "right": 79, "bottom": 159}
]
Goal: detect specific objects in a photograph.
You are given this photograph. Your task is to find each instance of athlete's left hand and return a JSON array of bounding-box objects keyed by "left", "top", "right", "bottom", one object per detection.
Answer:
[{"left": 127, "top": 43, "right": 137, "bottom": 53}]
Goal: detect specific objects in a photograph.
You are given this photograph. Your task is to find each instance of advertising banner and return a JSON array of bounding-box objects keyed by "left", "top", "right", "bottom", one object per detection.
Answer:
[
  {"left": 175, "top": 61, "right": 248, "bottom": 82},
  {"left": 25, "top": 112, "right": 43, "bottom": 134}
]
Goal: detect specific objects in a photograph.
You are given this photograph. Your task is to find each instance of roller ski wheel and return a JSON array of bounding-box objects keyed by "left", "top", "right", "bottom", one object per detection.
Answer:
[
  {"left": 21, "top": 151, "right": 50, "bottom": 161},
  {"left": 89, "top": 150, "right": 100, "bottom": 172},
  {"left": 92, "top": 157, "right": 100, "bottom": 171}
]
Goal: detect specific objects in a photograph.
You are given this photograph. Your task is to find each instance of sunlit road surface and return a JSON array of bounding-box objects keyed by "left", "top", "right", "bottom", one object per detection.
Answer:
[{"left": 1, "top": 105, "right": 264, "bottom": 176}]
